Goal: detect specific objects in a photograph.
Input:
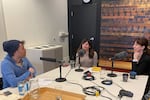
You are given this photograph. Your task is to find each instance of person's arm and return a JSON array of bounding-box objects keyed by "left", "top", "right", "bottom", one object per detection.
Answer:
[
  {"left": 132, "top": 61, "right": 138, "bottom": 72},
  {"left": 24, "top": 57, "right": 36, "bottom": 76},
  {"left": 93, "top": 51, "right": 98, "bottom": 66},
  {"left": 132, "top": 54, "right": 150, "bottom": 75},
  {"left": 132, "top": 52, "right": 141, "bottom": 74},
  {"left": 1, "top": 61, "right": 31, "bottom": 87}
]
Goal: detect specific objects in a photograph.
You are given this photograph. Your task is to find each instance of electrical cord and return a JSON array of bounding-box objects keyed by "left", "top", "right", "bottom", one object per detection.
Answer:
[
  {"left": 67, "top": 81, "right": 105, "bottom": 98},
  {"left": 100, "top": 94, "right": 112, "bottom": 100},
  {"left": 64, "top": 68, "right": 72, "bottom": 78},
  {"left": 113, "top": 81, "right": 133, "bottom": 99},
  {"left": 66, "top": 71, "right": 133, "bottom": 100},
  {"left": 113, "top": 81, "right": 124, "bottom": 89},
  {"left": 104, "top": 88, "right": 117, "bottom": 98},
  {"left": 91, "top": 81, "right": 115, "bottom": 100},
  {"left": 67, "top": 81, "right": 84, "bottom": 89},
  {"left": 90, "top": 81, "right": 105, "bottom": 90},
  {"left": 83, "top": 86, "right": 102, "bottom": 96}
]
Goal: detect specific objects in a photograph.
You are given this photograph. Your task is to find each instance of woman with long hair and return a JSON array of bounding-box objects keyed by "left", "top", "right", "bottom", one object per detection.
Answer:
[{"left": 75, "top": 38, "right": 98, "bottom": 68}]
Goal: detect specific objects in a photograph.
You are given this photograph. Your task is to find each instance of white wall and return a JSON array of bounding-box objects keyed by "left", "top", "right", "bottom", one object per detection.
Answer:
[
  {"left": 0, "top": 0, "right": 7, "bottom": 60},
  {"left": 1, "top": 0, "right": 69, "bottom": 60}
]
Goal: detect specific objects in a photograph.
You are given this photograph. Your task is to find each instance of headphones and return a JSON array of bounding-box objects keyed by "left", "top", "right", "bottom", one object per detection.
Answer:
[
  {"left": 83, "top": 75, "right": 95, "bottom": 81},
  {"left": 83, "top": 71, "right": 95, "bottom": 81},
  {"left": 83, "top": 86, "right": 101, "bottom": 96},
  {"left": 101, "top": 80, "right": 113, "bottom": 85}
]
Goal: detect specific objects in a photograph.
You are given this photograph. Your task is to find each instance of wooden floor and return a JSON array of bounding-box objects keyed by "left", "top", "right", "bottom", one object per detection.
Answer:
[{"left": 98, "top": 59, "right": 131, "bottom": 72}]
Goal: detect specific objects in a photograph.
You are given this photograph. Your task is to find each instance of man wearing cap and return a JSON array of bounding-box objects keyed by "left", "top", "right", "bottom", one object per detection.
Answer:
[{"left": 1, "top": 40, "right": 36, "bottom": 88}]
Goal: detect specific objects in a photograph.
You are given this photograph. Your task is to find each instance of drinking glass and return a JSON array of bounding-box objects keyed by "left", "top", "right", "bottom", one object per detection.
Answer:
[
  {"left": 70, "top": 60, "right": 75, "bottom": 69},
  {"left": 17, "top": 81, "right": 25, "bottom": 96},
  {"left": 29, "top": 79, "right": 39, "bottom": 100}
]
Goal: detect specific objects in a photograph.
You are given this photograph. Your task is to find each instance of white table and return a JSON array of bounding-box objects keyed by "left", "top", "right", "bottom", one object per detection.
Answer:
[{"left": 0, "top": 66, "right": 148, "bottom": 100}]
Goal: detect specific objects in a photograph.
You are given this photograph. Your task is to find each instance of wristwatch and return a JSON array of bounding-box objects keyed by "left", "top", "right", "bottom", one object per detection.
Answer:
[{"left": 132, "top": 59, "right": 138, "bottom": 63}]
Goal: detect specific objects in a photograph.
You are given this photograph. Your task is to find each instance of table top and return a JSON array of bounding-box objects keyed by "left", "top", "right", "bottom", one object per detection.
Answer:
[{"left": 0, "top": 66, "right": 148, "bottom": 100}]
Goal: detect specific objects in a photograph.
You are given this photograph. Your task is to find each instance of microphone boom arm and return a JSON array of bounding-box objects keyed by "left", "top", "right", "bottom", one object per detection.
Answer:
[{"left": 40, "top": 57, "right": 66, "bottom": 82}]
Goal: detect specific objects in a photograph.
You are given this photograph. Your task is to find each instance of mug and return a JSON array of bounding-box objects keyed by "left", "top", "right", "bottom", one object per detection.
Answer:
[
  {"left": 130, "top": 71, "right": 137, "bottom": 79},
  {"left": 122, "top": 73, "right": 128, "bottom": 82}
]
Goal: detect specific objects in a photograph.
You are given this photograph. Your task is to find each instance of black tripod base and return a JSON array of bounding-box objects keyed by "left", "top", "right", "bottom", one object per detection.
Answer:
[
  {"left": 75, "top": 68, "right": 84, "bottom": 72},
  {"left": 107, "top": 73, "right": 117, "bottom": 77},
  {"left": 55, "top": 78, "right": 66, "bottom": 82}
]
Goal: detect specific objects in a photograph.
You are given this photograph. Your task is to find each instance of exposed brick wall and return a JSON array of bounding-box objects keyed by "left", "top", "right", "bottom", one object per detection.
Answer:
[{"left": 100, "top": 0, "right": 150, "bottom": 61}]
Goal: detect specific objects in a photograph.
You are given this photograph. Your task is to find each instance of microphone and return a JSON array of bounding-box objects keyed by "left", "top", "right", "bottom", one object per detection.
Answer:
[
  {"left": 78, "top": 49, "right": 85, "bottom": 57},
  {"left": 118, "top": 89, "right": 133, "bottom": 98},
  {"left": 111, "top": 51, "right": 128, "bottom": 60},
  {"left": 40, "top": 57, "right": 65, "bottom": 63},
  {"left": 75, "top": 49, "right": 85, "bottom": 72},
  {"left": 107, "top": 51, "right": 128, "bottom": 77},
  {"left": 40, "top": 57, "right": 66, "bottom": 82}
]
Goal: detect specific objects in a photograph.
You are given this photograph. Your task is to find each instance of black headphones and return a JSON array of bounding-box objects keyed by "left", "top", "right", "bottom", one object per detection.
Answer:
[
  {"left": 83, "top": 86, "right": 101, "bottom": 96},
  {"left": 83, "top": 75, "right": 95, "bottom": 81},
  {"left": 83, "top": 71, "right": 95, "bottom": 81},
  {"left": 101, "top": 80, "right": 113, "bottom": 85}
]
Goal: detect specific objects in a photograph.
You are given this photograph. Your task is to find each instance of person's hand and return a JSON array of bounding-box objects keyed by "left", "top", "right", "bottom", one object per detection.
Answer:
[
  {"left": 133, "top": 52, "right": 142, "bottom": 61},
  {"left": 26, "top": 75, "right": 33, "bottom": 81},
  {"left": 28, "top": 67, "right": 35, "bottom": 74}
]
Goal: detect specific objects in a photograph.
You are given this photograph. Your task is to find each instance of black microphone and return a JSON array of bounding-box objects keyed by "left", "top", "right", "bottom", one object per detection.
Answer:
[
  {"left": 107, "top": 51, "right": 128, "bottom": 77},
  {"left": 40, "top": 57, "right": 65, "bottom": 63},
  {"left": 78, "top": 49, "right": 85, "bottom": 57},
  {"left": 40, "top": 57, "right": 66, "bottom": 82},
  {"left": 111, "top": 51, "right": 128, "bottom": 60},
  {"left": 75, "top": 49, "right": 85, "bottom": 72},
  {"left": 118, "top": 89, "right": 133, "bottom": 98}
]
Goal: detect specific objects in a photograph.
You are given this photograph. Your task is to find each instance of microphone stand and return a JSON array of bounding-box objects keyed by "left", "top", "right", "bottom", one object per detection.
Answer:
[
  {"left": 55, "top": 62, "right": 67, "bottom": 82},
  {"left": 75, "top": 56, "right": 84, "bottom": 72},
  {"left": 107, "top": 59, "right": 117, "bottom": 77},
  {"left": 40, "top": 57, "right": 66, "bottom": 82}
]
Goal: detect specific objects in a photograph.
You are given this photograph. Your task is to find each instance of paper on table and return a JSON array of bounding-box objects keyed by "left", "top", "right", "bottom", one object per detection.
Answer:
[
  {"left": 0, "top": 93, "right": 21, "bottom": 100},
  {"left": 38, "top": 78, "right": 52, "bottom": 86}
]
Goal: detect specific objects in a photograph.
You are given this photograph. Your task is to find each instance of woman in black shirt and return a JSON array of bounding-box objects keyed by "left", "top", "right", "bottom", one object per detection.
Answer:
[
  {"left": 132, "top": 37, "right": 150, "bottom": 99},
  {"left": 132, "top": 37, "right": 150, "bottom": 75}
]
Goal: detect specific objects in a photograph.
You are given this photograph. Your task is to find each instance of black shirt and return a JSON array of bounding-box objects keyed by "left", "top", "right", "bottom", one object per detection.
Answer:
[{"left": 132, "top": 52, "right": 150, "bottom": 75}]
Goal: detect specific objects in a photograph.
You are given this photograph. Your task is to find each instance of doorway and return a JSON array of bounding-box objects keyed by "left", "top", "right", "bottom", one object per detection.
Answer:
[{"left": 68, "top": 3, "right": 100, "bottom": 60}]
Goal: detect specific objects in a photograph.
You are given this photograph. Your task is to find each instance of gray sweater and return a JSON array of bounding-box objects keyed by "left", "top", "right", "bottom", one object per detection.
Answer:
[{"left": 75, "top": 51, "right": 98, "bottom": 68}]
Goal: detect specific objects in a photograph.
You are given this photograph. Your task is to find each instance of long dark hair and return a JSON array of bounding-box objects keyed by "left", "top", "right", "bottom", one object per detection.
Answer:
[{"left": 77, "top": 38, "right": 94, "bottom": 58}]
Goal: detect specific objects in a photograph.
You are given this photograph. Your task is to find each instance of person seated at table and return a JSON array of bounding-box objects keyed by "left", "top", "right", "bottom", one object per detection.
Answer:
[
  {"left": 143, "top": 32, "right": 150, "bottom": 58},
  {"left": 1, "top": 40, "right": 36, "bottom": 89},
  {"left": 132, "top": 37, "right": 150, "bottom": 75},
  {"left": 131, "top": 37, "right": 150, "bottom": 99},
  {"left": 75, "top": 38, "right": 98, "bottom": 68}
]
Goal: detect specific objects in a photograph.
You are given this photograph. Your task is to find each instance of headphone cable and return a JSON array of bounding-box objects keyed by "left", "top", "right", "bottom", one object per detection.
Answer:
[
  {"left": 90, "top": 81, "right": 117, "bottom": 99},
  {"left": 67, "top": 81, "right": 84, "bottom": 89},
  {"left": 64, "top": 68, "right": 73, "bottom": 78}
]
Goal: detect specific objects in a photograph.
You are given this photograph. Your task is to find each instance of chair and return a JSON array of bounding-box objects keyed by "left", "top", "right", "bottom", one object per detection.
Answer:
[{"left": 0, "top": 61, "right": 3, "bottom": 90}]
